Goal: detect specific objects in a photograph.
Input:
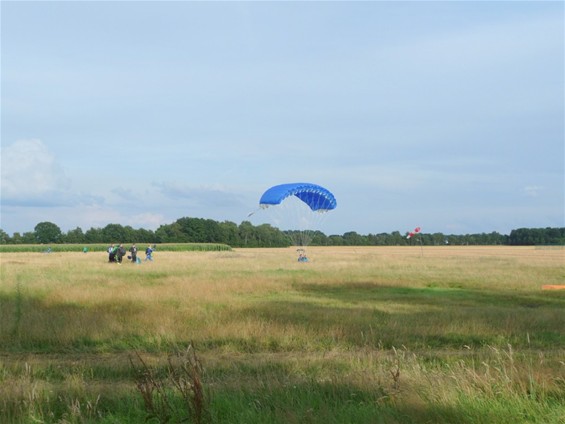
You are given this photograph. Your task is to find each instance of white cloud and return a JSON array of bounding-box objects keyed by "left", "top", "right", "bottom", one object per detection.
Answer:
[
  {"left": 1, "top": 139, "right": 71, "bottom": 205},
  {"left": 523, "top": 185, "right": 543, "bottom": 198}
]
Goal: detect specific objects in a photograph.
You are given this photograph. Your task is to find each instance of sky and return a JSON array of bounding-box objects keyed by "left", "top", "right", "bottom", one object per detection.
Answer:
[{"left": 1, "top": 0, "right": 564, "bottom": 237}]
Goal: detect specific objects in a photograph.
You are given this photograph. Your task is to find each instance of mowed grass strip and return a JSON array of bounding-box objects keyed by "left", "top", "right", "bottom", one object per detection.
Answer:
[{"left": 1, "top": 246, "right": 564, "bottom": 423}]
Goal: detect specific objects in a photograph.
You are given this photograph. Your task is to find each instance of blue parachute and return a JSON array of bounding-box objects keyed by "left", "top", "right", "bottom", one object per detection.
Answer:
[
  {"left": 255, "top": 183, "right": 337, "bottom": 248},
  {"left": 259, "top": 183, "right": 337, "bottom": 212}
]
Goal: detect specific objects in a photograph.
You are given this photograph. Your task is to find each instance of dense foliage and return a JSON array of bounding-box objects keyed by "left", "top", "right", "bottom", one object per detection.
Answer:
[{"left": 0, "top": 218, "right": 563, "bottom": 246}]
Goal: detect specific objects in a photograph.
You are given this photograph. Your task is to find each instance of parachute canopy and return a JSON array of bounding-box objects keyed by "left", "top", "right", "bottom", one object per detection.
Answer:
[
  {"left": 255, "top": 182, "right": 337, "bottom": 247},
  {"left": 259, "top": 183, "right": 337, "bottom": 212}
]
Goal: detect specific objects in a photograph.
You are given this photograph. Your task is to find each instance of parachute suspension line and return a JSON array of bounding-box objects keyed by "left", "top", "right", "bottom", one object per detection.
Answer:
[{"left": 268, "top": 190, "right": 329, "bottom": 247}]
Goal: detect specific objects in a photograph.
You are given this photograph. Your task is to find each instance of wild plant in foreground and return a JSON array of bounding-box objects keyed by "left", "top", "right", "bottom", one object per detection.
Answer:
[{"left": 130, "top": 343, "right": 209, "bottom": 424}]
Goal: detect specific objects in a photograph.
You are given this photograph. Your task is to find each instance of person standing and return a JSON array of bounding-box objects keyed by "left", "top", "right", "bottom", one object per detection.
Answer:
[
  {"left": 129, "top": 244, "right": 137, "bottom": 263},
  {"left": 108, "top": 244, "right": 116, "bottom": 262},
  {"left": 116, "top": 244, "right": 126, "bottom": 264},
  {"left": 145, "top": 245, "right": 153, "bottom": 261}
]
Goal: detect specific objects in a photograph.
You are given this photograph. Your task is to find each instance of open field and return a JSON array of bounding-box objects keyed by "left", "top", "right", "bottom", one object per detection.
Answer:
[{"left": 1, "top": 246, "right": 564, "bottom": 423}]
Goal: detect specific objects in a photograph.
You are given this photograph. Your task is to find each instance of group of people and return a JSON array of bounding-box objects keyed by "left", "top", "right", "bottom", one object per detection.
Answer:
[{"left": 108, "top": 244, "right": 154, "bottom": 264}]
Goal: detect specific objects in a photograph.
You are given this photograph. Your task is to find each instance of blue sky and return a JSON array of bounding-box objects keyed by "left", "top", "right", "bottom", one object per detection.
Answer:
[{"left": 1, "top": 1, "right": 563, "bottom": 237}]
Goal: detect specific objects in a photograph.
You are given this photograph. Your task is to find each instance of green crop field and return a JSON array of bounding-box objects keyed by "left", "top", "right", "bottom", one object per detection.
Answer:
[
  {"left": 1, "top": 246, "right": 564, "bottom": 423},
  {"left": 0, "top": 243, "right": 232, "bottom": 253}
]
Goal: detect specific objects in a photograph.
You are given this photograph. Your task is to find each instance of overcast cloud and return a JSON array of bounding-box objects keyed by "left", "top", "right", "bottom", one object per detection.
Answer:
[{"left": 1, "top": 1, "right": 563, "bottom": 236}]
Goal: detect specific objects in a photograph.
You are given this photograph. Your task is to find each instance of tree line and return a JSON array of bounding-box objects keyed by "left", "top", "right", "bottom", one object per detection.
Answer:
[{"left": 0, "top": 218, "right": 563, "bottom": 247}]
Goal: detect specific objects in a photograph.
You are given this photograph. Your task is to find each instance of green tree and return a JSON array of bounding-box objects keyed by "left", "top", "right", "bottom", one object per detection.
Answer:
[
  {"left": 328, "top": 234, "right": 344, "bottom": 245},
  {"left": 174, "top": 217, "right": 223, "bottom": 243},
  {"left": 156, "top": 222, "right": 187, "bottom": 242},
  {"left": 0, "top": 229, "right": 9, "bottom": 244},
  {"left": 310, "top": 230, "right": 329, "bottom": 246},
  {"left": 509, "top": 227, "right": 564, "bottom": 245},
  {"left": 219, "top": 221, "right": 240, "bottom": 246},
  {"left": 65, "top": 227, "right": 85, "bottom": 244},
  {"left": 101, "top": 224, "right": 128, "bottom": 242},
  {"left": 255, "top": 224, "right": 287, "bottom": 247},
  {"left": 135, "top": 228, "right": 156, "bottom": 243},
  {"left": 10, "top": 232, "right": 23, "bottom": 244},
  {"left": 34, "top": 222, "right": 62, "bottom": 244},
  {"left": 84, "top": 227, "right": 104, "bottom": 243},
  {"left": 22, "top": 232, "right": 36, "bottom": 243},
  {"left": 239, "top": 221, "right": 258, "bottom": 247},
  {"left": 389, "top": 231, "right": 405, "bottom": 245},
  {"left": 343, "top": 231, "right": 366, "bottom": 246}
]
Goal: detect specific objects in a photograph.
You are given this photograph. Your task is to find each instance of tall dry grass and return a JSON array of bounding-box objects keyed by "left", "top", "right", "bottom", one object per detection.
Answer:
[
  {"left": 1, "top": 246, "right": 564, "bottom": 422},
  {"left": 1, "top": 246, "right": 563, "bottom": 350}
]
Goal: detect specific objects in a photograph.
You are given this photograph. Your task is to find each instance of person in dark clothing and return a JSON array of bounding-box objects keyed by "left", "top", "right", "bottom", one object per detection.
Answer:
[
  {"left": 108, "top": 244, "right": 116, "bottom": 262},
  {"left": 129, "top": 244, "right": 137, "bottom": 263},
  {"left": 116, "top": 244, "right": 126, "bottom": 264}
]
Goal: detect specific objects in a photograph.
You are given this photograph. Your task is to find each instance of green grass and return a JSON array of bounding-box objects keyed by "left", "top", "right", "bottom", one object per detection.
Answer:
[{"left": 0, "top": 246, "right": 564, "bottom": 423}]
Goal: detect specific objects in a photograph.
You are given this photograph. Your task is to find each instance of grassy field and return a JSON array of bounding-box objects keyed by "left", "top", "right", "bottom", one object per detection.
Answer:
[{"left": 1, "top": 246, "right": 564, "bottom": 423}]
